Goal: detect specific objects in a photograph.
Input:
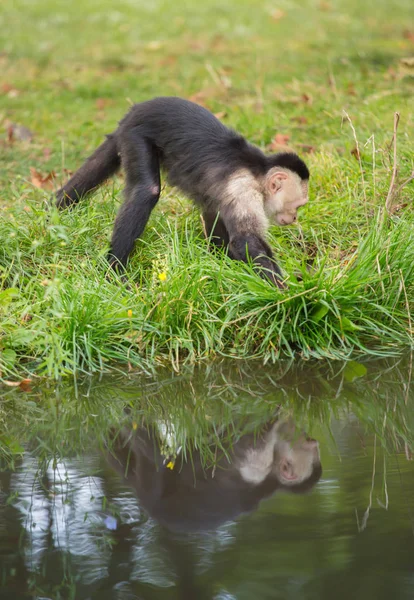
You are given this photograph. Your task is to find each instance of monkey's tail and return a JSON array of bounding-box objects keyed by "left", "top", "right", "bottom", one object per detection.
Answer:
[{"left": 55, "top": 134, "right": 120, "bottom": 209}]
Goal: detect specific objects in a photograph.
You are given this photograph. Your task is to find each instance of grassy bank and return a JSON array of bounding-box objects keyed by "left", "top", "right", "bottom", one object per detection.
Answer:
[{"left": 1, "top": 0, "right": 413, "bottom": 379}]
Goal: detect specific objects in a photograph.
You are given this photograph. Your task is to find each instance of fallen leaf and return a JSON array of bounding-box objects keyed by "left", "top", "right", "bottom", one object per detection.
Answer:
[
  {"left": 95, "top": 98, "right": 111, "bottom": 110},
  {"left": 301, "top": 93, "right": 313, "bottom": 105},
  {"left": 291, "top": 116, "right": 308, "bottom": 125},
  {"left": 270, "top": 9, "right": 285, "bottom": 21},
  {"left": 1, "top": 83, "right": 19, "bottom": 97},
  {"left": 30, "top": 167, "right": 56, "bottom": 190},
  {"left": 1, "top": 83, "right": 16, "bottom": 93},
  {"left": 274, "top": 92, "right": 311, "bottom": 105},
  {"left": 158, "top": 55, "right": 177, "bottom": 67},
  {"left": 188, "top": 90, "right": 212, "bottom": 107},
  {"left": 296, "top": 143, "right": 315, "bottom": 154},
  {"left": 350, "top": 146, "right": 361, "bottom": 160},
  {"left": 20, "top": 379, "right": 33, "bottom": 392},
  {"left": 188, "top": 39, "right": 206, "bottom": 51},
  {"left": 3, "top": 378, "right": 32, "bottom": 391},
  {"left": 214, "top": 111, "right": 227, "bottom": 119},
  {"left": 403, "top": 30, "right": 414, "bottom": 43},
  {"left": 269, "top": 133, "right": 290, "bottom": 150},
  {"left": 346, "top": 83, "right": 357, "bottom": 96}
]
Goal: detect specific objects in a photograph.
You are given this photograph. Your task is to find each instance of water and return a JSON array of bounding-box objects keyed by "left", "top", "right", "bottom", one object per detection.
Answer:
[{"left": 1, "top": 356, "right": 414, "bottom": 599}]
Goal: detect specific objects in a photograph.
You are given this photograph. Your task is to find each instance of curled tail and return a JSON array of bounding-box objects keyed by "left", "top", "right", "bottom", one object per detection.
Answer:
[{"left": 56, "top": 134, "right": 120, "bottom": 208}]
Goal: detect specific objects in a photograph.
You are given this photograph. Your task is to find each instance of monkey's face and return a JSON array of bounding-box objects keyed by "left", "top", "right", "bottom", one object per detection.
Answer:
[
  {"left": 264, "top": 169, "right": 309, "bottom": 226},
  {"left": 272, "top": 419, "right": 320, "bottom": 485}
]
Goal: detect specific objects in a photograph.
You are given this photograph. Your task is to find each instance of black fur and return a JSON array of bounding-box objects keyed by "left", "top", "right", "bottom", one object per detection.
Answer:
[{"left": 55, "top": 97, "right": 309, "bottom": 285}]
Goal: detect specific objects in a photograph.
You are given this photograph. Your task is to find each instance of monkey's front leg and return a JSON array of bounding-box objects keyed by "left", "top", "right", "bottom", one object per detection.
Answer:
[{"left": 229, "top": 233, "right": 286, "bottom": 289}]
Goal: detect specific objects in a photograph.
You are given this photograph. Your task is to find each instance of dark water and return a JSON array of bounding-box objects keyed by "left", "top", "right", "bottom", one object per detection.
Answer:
[{"left": 1, "top": 356, "right": 414, "bottom": 600}]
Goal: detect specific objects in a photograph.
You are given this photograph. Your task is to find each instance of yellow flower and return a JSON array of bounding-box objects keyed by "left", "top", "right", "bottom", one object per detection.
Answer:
[
  {"left": 158, "top": 271, "right": 167, "bottom": 282},
  {"left": 127, "top": 309, "right": 133, "bottom": 318},
  {"left": 132, "top": 421, "right": 138, "bottom": 430},
  {"left": 166, "top": 460, "right": 175, "bottom": 470}
]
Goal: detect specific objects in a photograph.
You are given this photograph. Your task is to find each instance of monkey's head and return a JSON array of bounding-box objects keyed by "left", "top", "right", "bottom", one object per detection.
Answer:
[
  {"left": 272, "top": 418, "right": 321, "bottom": 487},
  {"left": 263, "top": 153, "right": 310, "bottom": 227}
]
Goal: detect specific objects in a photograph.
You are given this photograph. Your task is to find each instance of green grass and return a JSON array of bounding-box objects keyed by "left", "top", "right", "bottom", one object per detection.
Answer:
[{"left": 1, "top": 0, "right": 413, "bottom": 379}]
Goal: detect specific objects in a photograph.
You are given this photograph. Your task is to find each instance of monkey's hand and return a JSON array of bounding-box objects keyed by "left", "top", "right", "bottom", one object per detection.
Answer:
[{"left": 229, "top": 234, "right": 286, "bottom": 289}]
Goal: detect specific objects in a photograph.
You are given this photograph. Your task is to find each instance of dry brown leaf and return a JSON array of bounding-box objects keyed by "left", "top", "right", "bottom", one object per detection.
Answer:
[
  {"left": 270, "top": 9, "right": 285, "bottom": 21},
  {"left": 403, "top": 30, "right": 414, "bottom": 43},
  {"left": 158, "top": 55, "right": 177, "bottom": 67},
  {"left": 1, "top": 83, "right": 13, "bottom": 93},
  {"left": 214, "top": 111, "right": 227, "bottom": 120},
  {"left": 3, "top": 378, "right": 32, "bottom": 391},
  {"left": 274, "top": 92, "right": 312, "bottom": 105},
  {"left": 30, "top": 167, "right": 56, "bottom": 190},
  {"left": 188, "top": 39, "right": 206, "bottom": 51},
  {"left": 301, "top": 93, "right": 313, "bottom": 105},
  {"left": 346, "top": 83, "right": 357, "bottom": 96},
  {"left": 96, "top": 98, "right": 112, "bottom": 110},
  {"left": 296, "top": 143, "right": 316, "bottom": 154},
  {"left": 350, "top": 146, "right": 361, "bottom": 161},
  {"left": 291, "top": 116, "right": 308, "bottom": 125},
  {"left": 270, "top": 133, "right": 290, "bottom": 148},
  {"left": 1, "top": 83, "right": 19, "bottom": 97},
  {"left": 188, "top": 90, "right": 211, "bottom": 108}
]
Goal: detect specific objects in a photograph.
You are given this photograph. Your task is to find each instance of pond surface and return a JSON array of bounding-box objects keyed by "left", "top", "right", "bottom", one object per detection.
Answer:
[{"left": 1, "top": 356, "right": 414, "bottom": 600}]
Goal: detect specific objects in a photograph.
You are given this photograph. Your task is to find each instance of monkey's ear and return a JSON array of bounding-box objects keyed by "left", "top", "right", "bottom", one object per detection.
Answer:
[{"left": 268, "top": 171, "right": 288, "bottom": 194}]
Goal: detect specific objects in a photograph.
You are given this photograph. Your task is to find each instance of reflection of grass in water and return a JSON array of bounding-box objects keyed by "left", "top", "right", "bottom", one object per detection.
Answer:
[{"left": 1, "top": 356, "right": 413, "bottom": 467}]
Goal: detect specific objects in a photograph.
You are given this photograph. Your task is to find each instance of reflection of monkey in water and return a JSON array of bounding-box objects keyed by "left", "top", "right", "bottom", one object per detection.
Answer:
[{"left": 108, "top": 418, "right": 322, "bottom": 532}]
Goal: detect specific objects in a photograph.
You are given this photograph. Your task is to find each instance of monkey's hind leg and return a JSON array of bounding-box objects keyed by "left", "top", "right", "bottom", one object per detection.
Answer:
[
  {"left": 108, "top": 132, "right": 161, "bottom": 269},
  {"left": 56, "top": 135, "right": 120, "bottom": 209}
]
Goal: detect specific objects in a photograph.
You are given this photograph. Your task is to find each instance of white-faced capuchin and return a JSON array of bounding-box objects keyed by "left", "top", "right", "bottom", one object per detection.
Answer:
[{"left": 55, "top": 97, "right": 310, "bottom": 288}]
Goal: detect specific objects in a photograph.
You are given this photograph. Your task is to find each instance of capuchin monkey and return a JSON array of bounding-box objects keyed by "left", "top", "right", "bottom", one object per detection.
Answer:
[
  {"left": 107, "top": 417, "right": 322, "bottom": 532},
  {"left": 55, "top": 97, "right": 310, "bottom": 287}
]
